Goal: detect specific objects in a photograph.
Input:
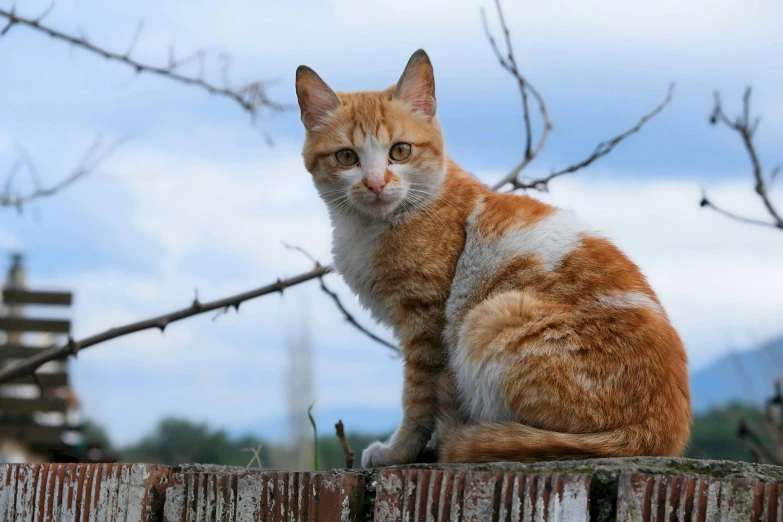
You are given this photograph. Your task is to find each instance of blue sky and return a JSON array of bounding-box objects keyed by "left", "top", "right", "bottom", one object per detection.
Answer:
[{"left": 1, "top": 0, "right": 782, "bottom": 445}]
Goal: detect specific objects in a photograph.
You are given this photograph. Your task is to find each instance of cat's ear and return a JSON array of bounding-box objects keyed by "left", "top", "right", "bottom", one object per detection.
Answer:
[
  {"left": 296, "top": 66, "right": 342, "bottom": 131},
  {"left": 393, "top": 49, "right": 436, "bottom": 121}
]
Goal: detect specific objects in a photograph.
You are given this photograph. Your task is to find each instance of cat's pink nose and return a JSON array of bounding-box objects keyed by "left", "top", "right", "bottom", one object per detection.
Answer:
[{"left": 367, "top": 181, "right": 386, "bottom": 195}]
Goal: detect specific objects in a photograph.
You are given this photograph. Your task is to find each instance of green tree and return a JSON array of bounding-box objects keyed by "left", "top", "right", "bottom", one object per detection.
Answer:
[
  {"left": 686, "top": 403, "right": 771, "bottom": 462},
  {"left": 123, "top": 417, "right": 269, "bottom": 467},
  {"left": 82, "top": 419, "right": 114, "bottom": 452}
]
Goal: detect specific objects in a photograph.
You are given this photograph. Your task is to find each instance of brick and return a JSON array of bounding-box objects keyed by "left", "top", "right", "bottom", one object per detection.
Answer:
[
  {"left": 163, "top": 469, "right": 366, "bottom": 522},
  {"left": 3, "top": 457, "right": 783, "bottom": 521},
  {"left": 0, "top": 463, "right": 169, "bottom": 521},
  {"left": 616, "top": 472, "right": 783, "bottom": 521},
  {"left": 374, "top": 469, "right": 590, "bottom": 521}
]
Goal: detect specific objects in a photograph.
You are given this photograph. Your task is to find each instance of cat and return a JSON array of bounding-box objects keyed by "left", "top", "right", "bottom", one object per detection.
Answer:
[{"left": 295, "top": 49, "right": 691, "bottom": 466}]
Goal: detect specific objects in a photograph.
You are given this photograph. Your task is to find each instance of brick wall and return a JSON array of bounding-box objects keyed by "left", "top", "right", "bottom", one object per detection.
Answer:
[{"left": 1, "top": 457, "right": 782, "bottom": 521}]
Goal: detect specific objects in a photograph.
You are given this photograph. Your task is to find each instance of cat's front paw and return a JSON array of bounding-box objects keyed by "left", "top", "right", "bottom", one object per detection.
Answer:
[{"left": 361, "top": 441, "right": 403, "bottom": 468}]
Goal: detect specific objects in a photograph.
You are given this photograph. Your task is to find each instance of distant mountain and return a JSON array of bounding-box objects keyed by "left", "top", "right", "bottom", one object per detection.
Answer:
[{"left": 689, "top": 337, "right": 783, "bottom": 413}]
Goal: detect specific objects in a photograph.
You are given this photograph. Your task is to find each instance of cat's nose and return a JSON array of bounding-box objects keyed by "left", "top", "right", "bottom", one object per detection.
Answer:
[{"left": 366, "top": 181, "right": 386, "bottom": 195}]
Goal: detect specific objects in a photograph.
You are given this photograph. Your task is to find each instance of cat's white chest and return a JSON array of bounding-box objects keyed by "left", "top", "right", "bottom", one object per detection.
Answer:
[{"left": 330, "top": 213, "right": 396, "bottom": 327}]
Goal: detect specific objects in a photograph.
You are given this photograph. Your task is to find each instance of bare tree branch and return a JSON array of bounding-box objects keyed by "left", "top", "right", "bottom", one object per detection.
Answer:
[
  {"left": 483, "top": 0, "right": 552, "bottom": 191},
  {"left": 702, "top": 87, "right": 782, "bottom": 231},
  {"left": 0, "top": 265, "right": 332, "bottom": 385},
  {"left": 283, "top": 243, "right": 400, "bottom": 355},
  {"left": 1, "top": 137, "right": 122, "bottom": 211},
  {"left": 0, "top": 6, "right": 289, "bottom": 119},
  {"left": 334, "top": 420, "right": 355, "bottom": 469},
  {"left": 699, "top": 192, "right": 781, "bottom": 230},
  {"left": 485, "top": 0, "right": 673, "bottom": 193},
  {"left": 508, "top": 84, "right": 675, "bottom": 193},
  {"left": 318, "top": 277, "right": 400, "bottom": 355},
  {"left": 0, "top": 0, "right": 674, "bottom": 385}
]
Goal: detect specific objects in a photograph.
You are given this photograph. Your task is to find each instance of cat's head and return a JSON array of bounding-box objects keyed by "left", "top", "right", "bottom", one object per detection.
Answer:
[{"left": 296, "top": 49, "right": 446, "bottom": 221}]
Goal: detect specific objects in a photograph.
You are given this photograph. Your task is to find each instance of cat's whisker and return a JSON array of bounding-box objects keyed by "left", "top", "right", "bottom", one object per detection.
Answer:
[
  {"left": 403, "top": 192, "right": 454, "bottom": 233},
  {"left": 408, "top": 185, "right": 465, "bottom": 214}
]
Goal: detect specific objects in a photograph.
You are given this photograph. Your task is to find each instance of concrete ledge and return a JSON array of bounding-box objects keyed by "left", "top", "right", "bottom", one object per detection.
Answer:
[{"left": 1, "top": 458, "right": 782, "bottom": 521}]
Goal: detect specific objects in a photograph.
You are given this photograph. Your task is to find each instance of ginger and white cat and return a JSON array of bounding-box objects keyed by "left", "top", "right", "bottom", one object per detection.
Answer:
[{"left": 295, "top": 50, "right": 691, "bottom": 465}]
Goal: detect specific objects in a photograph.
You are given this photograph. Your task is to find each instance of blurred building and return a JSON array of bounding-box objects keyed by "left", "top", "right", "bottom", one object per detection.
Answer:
[{"left": 0, "top": 253, "right": 88, "bottom": 462}]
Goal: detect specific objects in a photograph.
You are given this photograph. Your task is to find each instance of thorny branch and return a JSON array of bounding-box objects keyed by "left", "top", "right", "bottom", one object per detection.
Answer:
[
  {"left": 484, "top": 0, "right": 673, "bottom": 193},
  {"left": 334, "top": 420, "right": 355, "bottom": 469},
  {"left": 318, "top": 278, "right": 399, "bottom": 355},
  {"left": 0, "top": 5, "right": 288, "bottom": 120},
  {"left": 701, "top": 88, "right": 782, "bottom": 231},
  {"left": 1, "top": 137, "right": 122, "bottom": 211},
  {"left": 0, "top": 265, "right": 332, "bottom": 385},
  {"left": 283, "top": 243, "right": 399, "bottom": 355},
  {"left": 0, "top": 0, "right": 673, "bottom": 384}
]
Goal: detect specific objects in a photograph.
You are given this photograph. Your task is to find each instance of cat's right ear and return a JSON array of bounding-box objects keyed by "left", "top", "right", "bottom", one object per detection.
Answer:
[{"left": 296, "top": 66, "right": 341, "bottom": 132}]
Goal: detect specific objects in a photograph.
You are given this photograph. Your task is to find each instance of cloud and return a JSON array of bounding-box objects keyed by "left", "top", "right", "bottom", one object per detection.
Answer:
[
  {"left": 14, "top": 126, "right": 780, "bottom": 445},
  {"left": 521, "top": 173, "right": 783, "bottom": 367},
  {"left": 3, "top": 0, "right": 781, "bottom": 445}
]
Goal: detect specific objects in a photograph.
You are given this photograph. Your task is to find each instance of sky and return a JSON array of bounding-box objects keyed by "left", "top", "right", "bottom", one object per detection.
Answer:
[{"left": 0, "top": 0, "right": 782, "bottom": 445}]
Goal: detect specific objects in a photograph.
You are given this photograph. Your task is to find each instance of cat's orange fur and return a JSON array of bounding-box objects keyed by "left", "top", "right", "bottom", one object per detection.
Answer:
[{"left": 295, "top": 50, "right": 691, "bottom": 465}]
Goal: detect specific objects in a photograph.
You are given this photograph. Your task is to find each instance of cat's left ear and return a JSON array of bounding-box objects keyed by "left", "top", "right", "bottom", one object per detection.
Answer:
[{"left": 393, "top": 49, "right": 436, "bottom": 121}]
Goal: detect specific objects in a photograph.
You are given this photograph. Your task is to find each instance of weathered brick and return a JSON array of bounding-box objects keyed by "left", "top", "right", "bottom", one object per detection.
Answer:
[
  {"left": 616, "top": 472, "right": 783, "bottom": 521},
  {"left": 0, "top": 463, "right": 169, "bottom": 521},
  {"left": 3, "top": 457, "right": 783, "bottom": 521},
  {"left": 374, "top": 468, "right": 590, "bottom": 521},
  {"left": 163, "top": 469, "right": 366, "bottom": 522}
]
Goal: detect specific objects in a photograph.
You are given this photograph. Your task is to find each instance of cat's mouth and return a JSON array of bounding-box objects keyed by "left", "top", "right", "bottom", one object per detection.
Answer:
[{"left": 355, "top": 193, "right": 404, "bottom": 217}]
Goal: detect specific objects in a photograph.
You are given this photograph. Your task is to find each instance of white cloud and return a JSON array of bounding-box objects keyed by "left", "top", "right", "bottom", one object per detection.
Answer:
[
  {"left": 17, "top": 130, "right": 781, "bottom": 445},
  {"left": 11, "top": 0, "right": 782, "bottom": 92},
  {"left": 522, "top": 173, "right": 783, "bottom": 367},
  {"left": 4, "top": 0, "right": 782, "bottom": 444}
]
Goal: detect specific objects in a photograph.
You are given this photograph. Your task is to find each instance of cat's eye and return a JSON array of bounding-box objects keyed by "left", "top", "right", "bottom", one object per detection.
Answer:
[
  {"left": 389, "top": 142, "right": 412, "bottom": 161},
  {"left": 335, "top": 148, "right": 359, "bottom": 166}
]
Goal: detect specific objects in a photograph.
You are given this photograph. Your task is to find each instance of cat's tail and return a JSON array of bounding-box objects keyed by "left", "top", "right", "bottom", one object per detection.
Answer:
[{"left": 439, "top": 422, "right": 663, "bottom": 463}]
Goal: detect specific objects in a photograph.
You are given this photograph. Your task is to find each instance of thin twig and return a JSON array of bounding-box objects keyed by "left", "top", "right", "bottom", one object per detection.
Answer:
[
  {"left": 738, "top": 418, "right": 780, "bottom": 465},
  {"left": 308, "top": 404, "right": 319, "bottom": 472},
  {"left": 335, "top": 420, "right": 355, "bottom": 469},
  {"left": 0, "top": 264, "right": 332, "bottom": 385},
  {"left": 699, "top": 193, "right": 781, "bottom": 230},
  {"left": 504, "top": 84, "right": 675, "bottom": 193},
  {"left": 483, "top": 0, "right": 552, "bottom": 191},
  {"left": 703, "top": 87, "right": 782, "bottom": 231},
  {"left": 0, "top": 6, "right": 289, "bottom": 119},
  {"left": 319, "top": 278, "right": 400, "bottom": 354},
  {"left": 282, "top": 242, "right": 319, "bottom": 266},
  {"left": 1, "top": 137, "right": 122, "bottom": 211},
  {"left": 241, "top": 444, "right": 264, "bottom": 469},
  {"left": 283, "top": 244, "right": 400, "bottom": 355},
  {"left": 123, "top": 20, "right": 144, "bottom": 59}
]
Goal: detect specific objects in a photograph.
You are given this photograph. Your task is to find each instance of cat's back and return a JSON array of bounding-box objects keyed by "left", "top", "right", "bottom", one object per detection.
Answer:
[{"left": 445, "top": 190, "right": 666, "bottom": 343}]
